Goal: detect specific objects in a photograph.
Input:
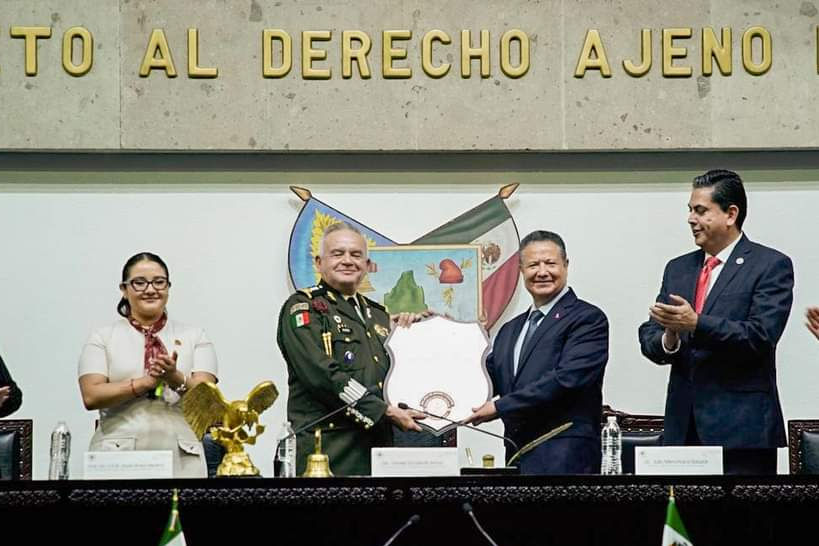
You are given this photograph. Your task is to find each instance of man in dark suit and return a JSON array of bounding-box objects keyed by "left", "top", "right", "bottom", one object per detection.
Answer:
[
  {"left": 0, "top": 352, "right": 22, "bottom": 418},
  {"left": 464, "top": 230, "right": 609, "bottom": 474},
  {"left": 639, "top": 169, "right": 793, "bottom": 475}
]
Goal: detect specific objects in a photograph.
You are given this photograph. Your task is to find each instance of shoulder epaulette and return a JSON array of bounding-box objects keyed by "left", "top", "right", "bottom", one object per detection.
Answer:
[{"left": 297, "top": 285, "right": 326, "bottom": 298}]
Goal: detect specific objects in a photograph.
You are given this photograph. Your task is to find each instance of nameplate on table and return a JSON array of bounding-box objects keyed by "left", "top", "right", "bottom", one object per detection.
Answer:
[
  {"left": 635, "top": 446, "right": 723, "bottom": 475},
  {"left": 371, "top": 447, "right": 458, "bottom": 477},
  {"left": 84, "top": 450, "right": 173, "bottom": 479}
]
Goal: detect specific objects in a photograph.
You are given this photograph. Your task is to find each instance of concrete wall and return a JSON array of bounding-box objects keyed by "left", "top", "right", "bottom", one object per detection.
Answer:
[{"left": 1, "top": 0, "right": 818, "bottom": 151}]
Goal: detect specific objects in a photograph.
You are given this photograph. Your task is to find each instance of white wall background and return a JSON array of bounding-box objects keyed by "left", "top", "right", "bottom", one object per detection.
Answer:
[{"left": 1, "top": 179, "right": 817, "bottom": 478}]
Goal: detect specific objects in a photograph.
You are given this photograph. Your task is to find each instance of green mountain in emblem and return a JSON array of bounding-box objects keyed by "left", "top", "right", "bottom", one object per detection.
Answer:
[{"left": 384, "top": 270, "right": 428, "bottom": 313}]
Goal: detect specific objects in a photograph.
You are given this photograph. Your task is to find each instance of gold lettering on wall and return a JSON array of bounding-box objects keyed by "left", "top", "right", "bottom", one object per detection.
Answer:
[
  {"left": 461, "top": 30, "right": 490, "bottom": 78},
  {"left": 382, "top": 30, "right": 412, "bottom": 78},
  {"left": 662, "top": 27, "right": 692, "bottom": 77},
  {"left": 262, "top": 29, "right": 292, "bottom": 78},
  {"left": 422, "top": 30, "right": 451, "bottom": 78},
  {"left": 574, "top": 29, "right": 611, "bottom": 77},
  {"left": 139, "top": 29, "right": 177, "bottom": 77},
  {"left": 302, "top": 30, "right": 331, "bottom": 79},
  {"left": 10, "top": 26, "right": 52, "bottom": 76},
  {"left": 742, "top": 26, "right": 772, "bottom": 75},
  {"left": 623, "top": 29, "right": 651, "bottom": 77},
  {"left": 500, "top": 29, "right": 529, "bottom": 78},
  {"left": 342, "top": 30, "right": 372, "bottom": 79},
  {"left": 187, "top": 28, "right": 218, "bottom": 78},
  {"left": 702, "top": 27, "right": 732, "bottom": 76},
  {"left": 62, "top": 26, "right": 93, "bottom": 77}
]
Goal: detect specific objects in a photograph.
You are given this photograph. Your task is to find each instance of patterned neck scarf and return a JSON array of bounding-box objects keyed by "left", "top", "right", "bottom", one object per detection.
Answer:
[{"left": 128, "top": 312, "right": 169, "bottom": 373}]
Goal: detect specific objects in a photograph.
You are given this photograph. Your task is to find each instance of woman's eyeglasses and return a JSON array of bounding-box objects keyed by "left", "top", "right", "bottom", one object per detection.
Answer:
[{"left": 123, "top": 277, "right": 170, "bottom": 291}]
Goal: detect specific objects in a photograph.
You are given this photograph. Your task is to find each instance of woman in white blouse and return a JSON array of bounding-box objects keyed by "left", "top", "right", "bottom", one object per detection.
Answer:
[{"left": 78, "top": 252, "right": 218, "bottom": 478}]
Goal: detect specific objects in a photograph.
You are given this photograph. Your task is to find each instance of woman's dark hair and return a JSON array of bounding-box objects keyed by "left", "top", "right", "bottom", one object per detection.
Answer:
[{"left": 117, "top": 252, "right": 170, "bottom": 318}]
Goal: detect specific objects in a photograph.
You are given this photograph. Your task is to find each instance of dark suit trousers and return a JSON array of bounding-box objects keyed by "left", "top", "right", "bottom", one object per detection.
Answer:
[{"left": 686, "top": 412, "right": 776, "bottom": 475}]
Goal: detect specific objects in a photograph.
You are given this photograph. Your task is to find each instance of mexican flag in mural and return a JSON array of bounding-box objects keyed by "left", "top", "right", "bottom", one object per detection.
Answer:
[
  {"left": 286, "top": 184, "right": 520, "bottom": 329},
  {"left": 661, "top": 492, "right": 693, "bottom": 546},
  {"left": 158, "top": 490, "right": 187, "bottom": 546}
]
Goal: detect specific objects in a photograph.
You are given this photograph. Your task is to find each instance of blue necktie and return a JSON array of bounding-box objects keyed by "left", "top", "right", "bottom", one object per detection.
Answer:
[{"left": 520, "top": 310, "right": 544, "bottom": 357}]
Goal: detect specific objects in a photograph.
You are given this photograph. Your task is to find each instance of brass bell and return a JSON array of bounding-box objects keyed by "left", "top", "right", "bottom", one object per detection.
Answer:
[
  {"left": 482, "top": 454, "right": 495, "bottom": 468},
  {"left": 302, "top": 428, "right": 334, "bottom": 478}
]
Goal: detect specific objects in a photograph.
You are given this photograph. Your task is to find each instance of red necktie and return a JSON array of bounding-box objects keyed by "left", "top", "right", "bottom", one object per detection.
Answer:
[{"left": 694, "top": 256, "right": 722, "bottom": 313}]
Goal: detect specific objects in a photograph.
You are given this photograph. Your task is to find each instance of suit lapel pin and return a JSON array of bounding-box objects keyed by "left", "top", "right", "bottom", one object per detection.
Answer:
[
  {"left": 555, "top": 312, "right": 560, "bottom": 319},
  {"left": 736, "top": 257, "right": 744, "bottom": 265}
]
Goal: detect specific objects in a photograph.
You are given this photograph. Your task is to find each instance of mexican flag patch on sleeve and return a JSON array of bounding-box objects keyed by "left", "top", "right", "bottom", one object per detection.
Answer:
[{"left": 291, "top": 311, "right": 310, "bottom": 328}]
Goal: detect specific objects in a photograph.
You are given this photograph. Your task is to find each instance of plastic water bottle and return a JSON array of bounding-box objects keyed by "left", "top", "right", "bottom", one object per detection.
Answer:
[
  {"left": 276, "top": 421, "right": 296, "bottom": 478},
  {"left": 48, "top": 421, "right": 71, "bottom": 480},
  {"left": 601, "top": 416, "right": 622, "bottom": 475}
]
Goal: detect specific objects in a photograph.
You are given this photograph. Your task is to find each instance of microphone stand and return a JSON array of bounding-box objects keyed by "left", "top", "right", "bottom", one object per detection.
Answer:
[
  {"left": 462, "top": 503, "right": 499, "bottom": 546},
  {"left": 276, "top": 387, "right": 372, "bottom": 454},
  {"left": 381, "top": 514, "right": 421, "bottom": 546}
]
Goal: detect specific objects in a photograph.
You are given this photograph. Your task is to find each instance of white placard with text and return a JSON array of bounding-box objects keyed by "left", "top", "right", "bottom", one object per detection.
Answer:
[
  {"left": 371, "top": 447, "right": 459, "bottom": 477},
  {"left": 635, "top": 446, "right": 723, "bottom": 475},
  {"left": 84, "top": 450, "right": 173, "bottom": 480}
]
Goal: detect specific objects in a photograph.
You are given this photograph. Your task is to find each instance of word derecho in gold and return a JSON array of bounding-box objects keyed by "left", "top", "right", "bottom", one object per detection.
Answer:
[{"left": 137, "top": 28, "right": 531, "bottom": 80}]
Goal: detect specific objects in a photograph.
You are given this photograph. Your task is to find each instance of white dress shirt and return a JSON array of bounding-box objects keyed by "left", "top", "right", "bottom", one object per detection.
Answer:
[
  {"left": 513, "top": 285, "right": 570, "bottom": 374},
  {"left": 662, "top": 233, "right": 743, "bottom": 353}
]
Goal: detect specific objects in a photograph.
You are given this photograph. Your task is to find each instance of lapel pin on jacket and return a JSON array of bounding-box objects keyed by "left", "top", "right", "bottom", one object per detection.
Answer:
[{"left": 736, "top": 257, "right": 744, "bottom": 265}]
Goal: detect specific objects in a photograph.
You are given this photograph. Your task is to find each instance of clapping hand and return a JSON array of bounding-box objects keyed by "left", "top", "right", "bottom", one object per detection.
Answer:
[
  {"left": 807, "top": 307, "right": 819, "bottom": 341},
  {"left": 649, "top": 294, "right": 698, "bottom": 333}
]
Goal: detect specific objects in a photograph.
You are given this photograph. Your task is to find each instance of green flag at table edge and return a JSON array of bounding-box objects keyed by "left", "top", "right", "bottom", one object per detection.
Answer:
[
  {"left": 158, "top": 489, "right": 187, "bottom": 546},
  {"left": 661, "top": 486, "right": 693, "bottom": 546}
]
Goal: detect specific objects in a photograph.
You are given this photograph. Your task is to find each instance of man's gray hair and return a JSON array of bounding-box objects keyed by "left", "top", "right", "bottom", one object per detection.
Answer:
[{"left": 318, "top": 222, "right": 367, "bottom": 257}]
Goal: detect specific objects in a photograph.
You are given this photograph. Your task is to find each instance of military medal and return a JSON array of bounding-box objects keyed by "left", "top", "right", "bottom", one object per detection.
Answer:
[{"left": 344, "top": 351, "right": 355, "bottom": 363}]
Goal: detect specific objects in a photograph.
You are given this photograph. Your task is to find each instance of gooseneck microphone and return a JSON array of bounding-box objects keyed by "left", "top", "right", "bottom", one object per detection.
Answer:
[
  {"left": 381, "top": 514, "right": 421, "bottom": 546},
  {"left": 281, "top": 385, "right": 373, "bottom": 443},
  {"left": 462, "top": 503, "right": 499, "bottom": 546},
  {"left": 397, "top": 402, "right": 520, "bottom": 454}
]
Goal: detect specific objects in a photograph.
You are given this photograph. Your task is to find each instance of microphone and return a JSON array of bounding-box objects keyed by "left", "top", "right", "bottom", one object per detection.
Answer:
[
  {"left": 462, "top": 503, "right": 499, "bottom": 546},
  {"left": 282, "top": 384, "right": 373, "bottom": 443},
  {"left": 397, "top": 402, "right": 520, "bottom": 454},
  {"left": 381, "top": 514, "right": 421, "bottom": 546}
]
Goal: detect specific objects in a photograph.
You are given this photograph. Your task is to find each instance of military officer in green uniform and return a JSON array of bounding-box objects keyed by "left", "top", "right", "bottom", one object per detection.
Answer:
[{"left": 277, "top": 222, "right": 423, "bottom": 476}]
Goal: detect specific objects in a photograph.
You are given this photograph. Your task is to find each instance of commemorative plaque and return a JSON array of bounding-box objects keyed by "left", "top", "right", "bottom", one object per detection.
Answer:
[{"left": 383, "top": 315, "right": 491, "bottom": 435}]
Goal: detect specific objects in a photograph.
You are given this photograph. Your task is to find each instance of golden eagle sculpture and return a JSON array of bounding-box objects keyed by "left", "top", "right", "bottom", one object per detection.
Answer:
[{"left": 183, "top": 381, "right": 278, "bottom": 476}]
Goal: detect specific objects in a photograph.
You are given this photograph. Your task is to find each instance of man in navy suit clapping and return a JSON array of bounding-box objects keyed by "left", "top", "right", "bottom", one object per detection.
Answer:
[
  {"left": 464, "top": 231, "right": 609, "bottom": 474},
  {"left": 639, "top": 169, "right": 794, "bottom": 474}
]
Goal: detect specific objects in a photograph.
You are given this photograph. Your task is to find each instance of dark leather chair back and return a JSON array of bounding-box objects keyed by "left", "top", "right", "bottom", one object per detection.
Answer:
[
  {"left": 602, "top": 406, "right": 664, "bottom": 474},
  {"left": 0, "top": 420, "right": 32, "bottom": 480},
  {"left": 787, "top": 420, "right": 819, "bottom": 474}
]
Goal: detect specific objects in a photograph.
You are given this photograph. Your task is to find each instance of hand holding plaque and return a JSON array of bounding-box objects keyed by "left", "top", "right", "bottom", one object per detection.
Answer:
[{"left": 383, "top": 315, "right": 491, "bottom": 435}]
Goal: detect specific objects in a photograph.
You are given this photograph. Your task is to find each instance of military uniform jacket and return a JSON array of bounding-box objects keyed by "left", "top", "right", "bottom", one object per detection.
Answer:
[{"left": 276, "top": 281, "right": 393, "bottom": 476}]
